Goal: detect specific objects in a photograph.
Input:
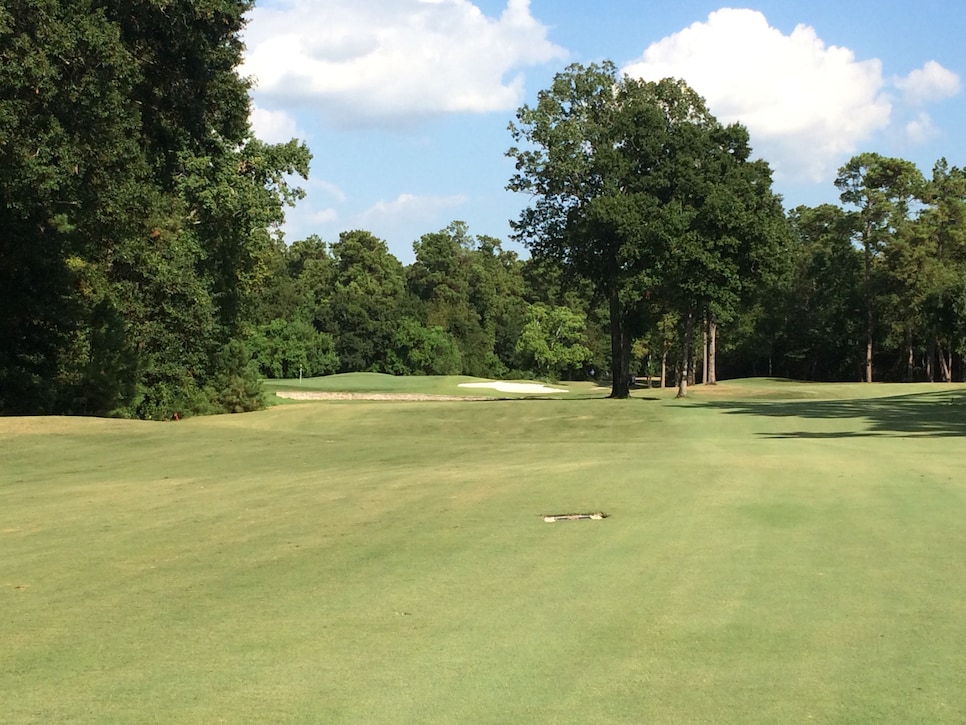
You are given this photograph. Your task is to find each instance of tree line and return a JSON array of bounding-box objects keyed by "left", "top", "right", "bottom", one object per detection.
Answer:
[
  {"left": 244, "top": 137, "right": 966, "bottom": 400},
  {"left": 3, "top": 10, "right": 965, "bottom": 419},
  {"left": 244, "top": 221, "right": 603, "bottom": 387}
]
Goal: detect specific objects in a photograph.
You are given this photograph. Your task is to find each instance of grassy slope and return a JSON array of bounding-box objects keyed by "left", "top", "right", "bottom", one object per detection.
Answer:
[
  {"left": 262, "top": 372, "right": 593, "bottom": 398},
  {"left": 265, "top": 371, "right": 485, "bottom": 394},
  {"left": 3, "top": 380, "right": 966, "bottom": 723}
]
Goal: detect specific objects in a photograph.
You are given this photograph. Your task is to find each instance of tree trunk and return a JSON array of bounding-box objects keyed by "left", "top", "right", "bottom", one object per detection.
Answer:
[
  {"left": 863, "top": 222, "right": 874, "bottom": 383},
  {"left": 927, "top": 339, "right": 935, "bottom": 382},
  {"left": 608, "top": 288, "right": 629, "bottom": 398},
  {"left": 622, "top": 326, "right": 632, "bottom": 387},
  {"left": 687, "top": 329, "right": 696, "bottom": 386},
  {"left": 707, "top": 314, "right": 717, "bottom": 385},
  {"left": 660, "top": 342, "right": 668, "bottom": 389},
  {"left": 938, "top": 339, "right": 952, "bottom": 383},
  {"left": 905, "top": 328, "right": 914, "bottom": 382},
  {"left": 677, "top": 311, "right": 693, "bottom": 398},
  {"left": 701, "top": 317, "right": 709, "bottom": 385},
  {"left": 865, "top": 311, "right": 874, "bottom": 383}
]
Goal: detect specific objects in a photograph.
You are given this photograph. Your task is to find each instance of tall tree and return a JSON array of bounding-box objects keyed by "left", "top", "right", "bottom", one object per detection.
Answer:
[
  {"left": 0, "top": 0, "right": 147, "bottom": 412},
  {"left": 654, "top": 124, "right": 789, "bottom": 397},
  {"left": 327, "top": 230, "right": 406, "bottom": 373},
  {"left": 466, "top": 234, "right": 527, "bottom": 376},
  {"left": 508, "top": 61, "right": 785, "bottom": 398},
  {"left": 0, "top": 0, "right": 310, "bottom": 417},
  {"left": 835, "top": 153, "right": 923, "bottom": 382},
  {"left": 508, "top": 62, "right": 679, "bottom": 398},
  {"left": 917, "top": 159, "right": 966, "bottom": 380},
  {"left": 408, "top": 222, "right": 493, "bottom": 375},
  {"left": 778, "top": 205, "right": 864, "bottom": 380},
  {"left": 288, "top": 235, "right": 338, "bottom": 333}
]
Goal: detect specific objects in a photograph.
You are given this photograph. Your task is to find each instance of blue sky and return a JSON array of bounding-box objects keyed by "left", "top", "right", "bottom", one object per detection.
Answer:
[{"left": 241, "top": 1, "right": 966, "bottom": 263}]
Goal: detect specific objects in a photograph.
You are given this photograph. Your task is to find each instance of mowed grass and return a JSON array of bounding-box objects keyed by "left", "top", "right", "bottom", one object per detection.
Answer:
[
  {"left": 3, "top": 379, "right": 966, "bottom": 723},
  {"left": 263, "top": 371, "right": 596, "bottom": 398},
  {"left": 266, "top": 371, "right": 488, "bottom": 394}
]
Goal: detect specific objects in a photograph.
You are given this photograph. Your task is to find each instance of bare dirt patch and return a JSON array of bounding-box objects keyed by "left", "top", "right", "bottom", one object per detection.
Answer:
[{"left": 542, "top": 512, "right": 608, "bottom": 522}]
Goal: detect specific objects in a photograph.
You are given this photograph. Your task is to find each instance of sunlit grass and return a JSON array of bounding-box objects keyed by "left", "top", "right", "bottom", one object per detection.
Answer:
[
  {"left": 262, "top": 371, "right": 598, "bottom": 399},
  {"left": 3, "top": 379, "right": 966, "bottom": 723}
]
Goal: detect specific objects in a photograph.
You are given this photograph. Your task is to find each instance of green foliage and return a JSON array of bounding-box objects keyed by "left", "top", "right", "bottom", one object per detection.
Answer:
[
  {"left": 835, "top": 152, "right": 925, "bottom": 382},
  {"left": 469, "top": 235, "right": 527, "bottom": 376},
  {"left": 328, "top": 230, "right": 406, "bottom": 372},
  {"left": 515, "top": 304, "right": 592, "bottom": 379},
  {"left": 250, "top": 318, "right": 338, "bottom": 380},
  {"left": 74, "top": 298, "right": 138, "bottom": 416},
  {"left": 885, "top": 159, "right": 966, "bottom": 380},
  {"left": 203, "top": 340, "right": 264, "bottom": 415},
  {"left": 0, "top": 0, "right": 310, "bottom": 416},
  {"left": 508, "top": 62, "right": 787, "bottom": 397},
  {"left": 0, "top": 0, "right": 146, "bottom": 413},
  {"left": 407, "top": 222, "right": 522, "bottom": 377},
  {"left": 403, "top": 222, "right": 532, "bottom": 377},
  {"left": 776, "top": 204, "right": 865, "bottom": 380},
  {"left": 385, "top": 318, "right": 463, "bottom": 376}
]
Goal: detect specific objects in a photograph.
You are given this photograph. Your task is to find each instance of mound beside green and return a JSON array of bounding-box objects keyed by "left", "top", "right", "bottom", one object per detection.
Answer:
[
  {"left": 263, "top": 372, "right": 594, "bottom": 399},
  {"left": 3, "top": 380, "right": 966, "bottom": 723}
]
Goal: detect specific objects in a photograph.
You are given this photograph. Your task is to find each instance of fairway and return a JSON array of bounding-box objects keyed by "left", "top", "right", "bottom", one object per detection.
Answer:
[{"left": 3, "top": 379, "right": 966, "bottom": 723}]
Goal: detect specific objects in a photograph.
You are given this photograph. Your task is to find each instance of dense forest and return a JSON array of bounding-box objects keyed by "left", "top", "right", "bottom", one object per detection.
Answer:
[{"left": 3, "top": 3, "right": 965, "bottom": 418}]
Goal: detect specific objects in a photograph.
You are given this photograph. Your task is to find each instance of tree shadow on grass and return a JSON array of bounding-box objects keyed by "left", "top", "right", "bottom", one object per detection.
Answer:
[{"left": 696, "top": 389, "right": 966, "bottom": 438}]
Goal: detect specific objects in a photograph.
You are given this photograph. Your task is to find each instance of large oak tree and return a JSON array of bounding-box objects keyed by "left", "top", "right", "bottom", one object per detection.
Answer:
[{"left": 508, "top": 61, "right": 786, "bottom": 397}]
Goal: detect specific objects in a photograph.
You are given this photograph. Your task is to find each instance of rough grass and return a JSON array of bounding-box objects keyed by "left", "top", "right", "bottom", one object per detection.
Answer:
[{"left": 3, "top": 379, "right": 966, "bottom": 723}]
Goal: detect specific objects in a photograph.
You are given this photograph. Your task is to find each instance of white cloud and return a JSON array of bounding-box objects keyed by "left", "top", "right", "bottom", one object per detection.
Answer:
[
  {"left": 622, "top": 8, "right": 892, "bottom": 183},
  {"left": 250, "top": 104, "right": 301, "bottom": 143},
  {"left": 316, "top": 180, "right": 347, "bottom": 204},
  {"left": 905, "top": 112, "right": 939, "bottom": 145},
  {"left": 356, "top": 192, "right": 467, "bottom": 229},
  {"left": 310, "top": 208, "right": 340, "bottom": 225},
  {"left": 241, "top": 0, "right": 566, "bottom": 127},
  {"left": 895, "top": 60, "right": 961, "bottom": 105}
]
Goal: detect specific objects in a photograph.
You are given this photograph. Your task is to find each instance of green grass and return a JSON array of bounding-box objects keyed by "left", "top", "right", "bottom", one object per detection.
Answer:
[
  {"left": 3, "top": 379, "right": 966, "bottom": 722},
  {"left": 266, "top": 371, "right": 485, "bottom": 393},
  {"left": 262, "top": 371, "right": 597, "bottom": 399}
]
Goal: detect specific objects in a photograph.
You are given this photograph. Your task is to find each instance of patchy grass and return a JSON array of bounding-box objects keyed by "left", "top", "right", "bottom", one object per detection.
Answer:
[{"left": 3, "top": 379, "right": 966, "bottom": 723}]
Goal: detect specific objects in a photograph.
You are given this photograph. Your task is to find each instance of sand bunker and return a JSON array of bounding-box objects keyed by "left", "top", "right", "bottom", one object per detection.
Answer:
[
  {"left": 273, "top": 380, "right": 568, "bottom": 402},
  {"left": 458, "top": 381, "right": 566, "bottom": 394}
]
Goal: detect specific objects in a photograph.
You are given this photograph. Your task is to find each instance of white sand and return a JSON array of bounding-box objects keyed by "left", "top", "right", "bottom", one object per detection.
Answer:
[{"left": 458, "top": 381, "right": 566, "bottom": 394}]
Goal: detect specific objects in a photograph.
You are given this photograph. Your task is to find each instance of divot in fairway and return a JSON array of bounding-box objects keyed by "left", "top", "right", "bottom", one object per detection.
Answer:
[{"left": 542, "top": 512, "right": 608, "bottom": 522}]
